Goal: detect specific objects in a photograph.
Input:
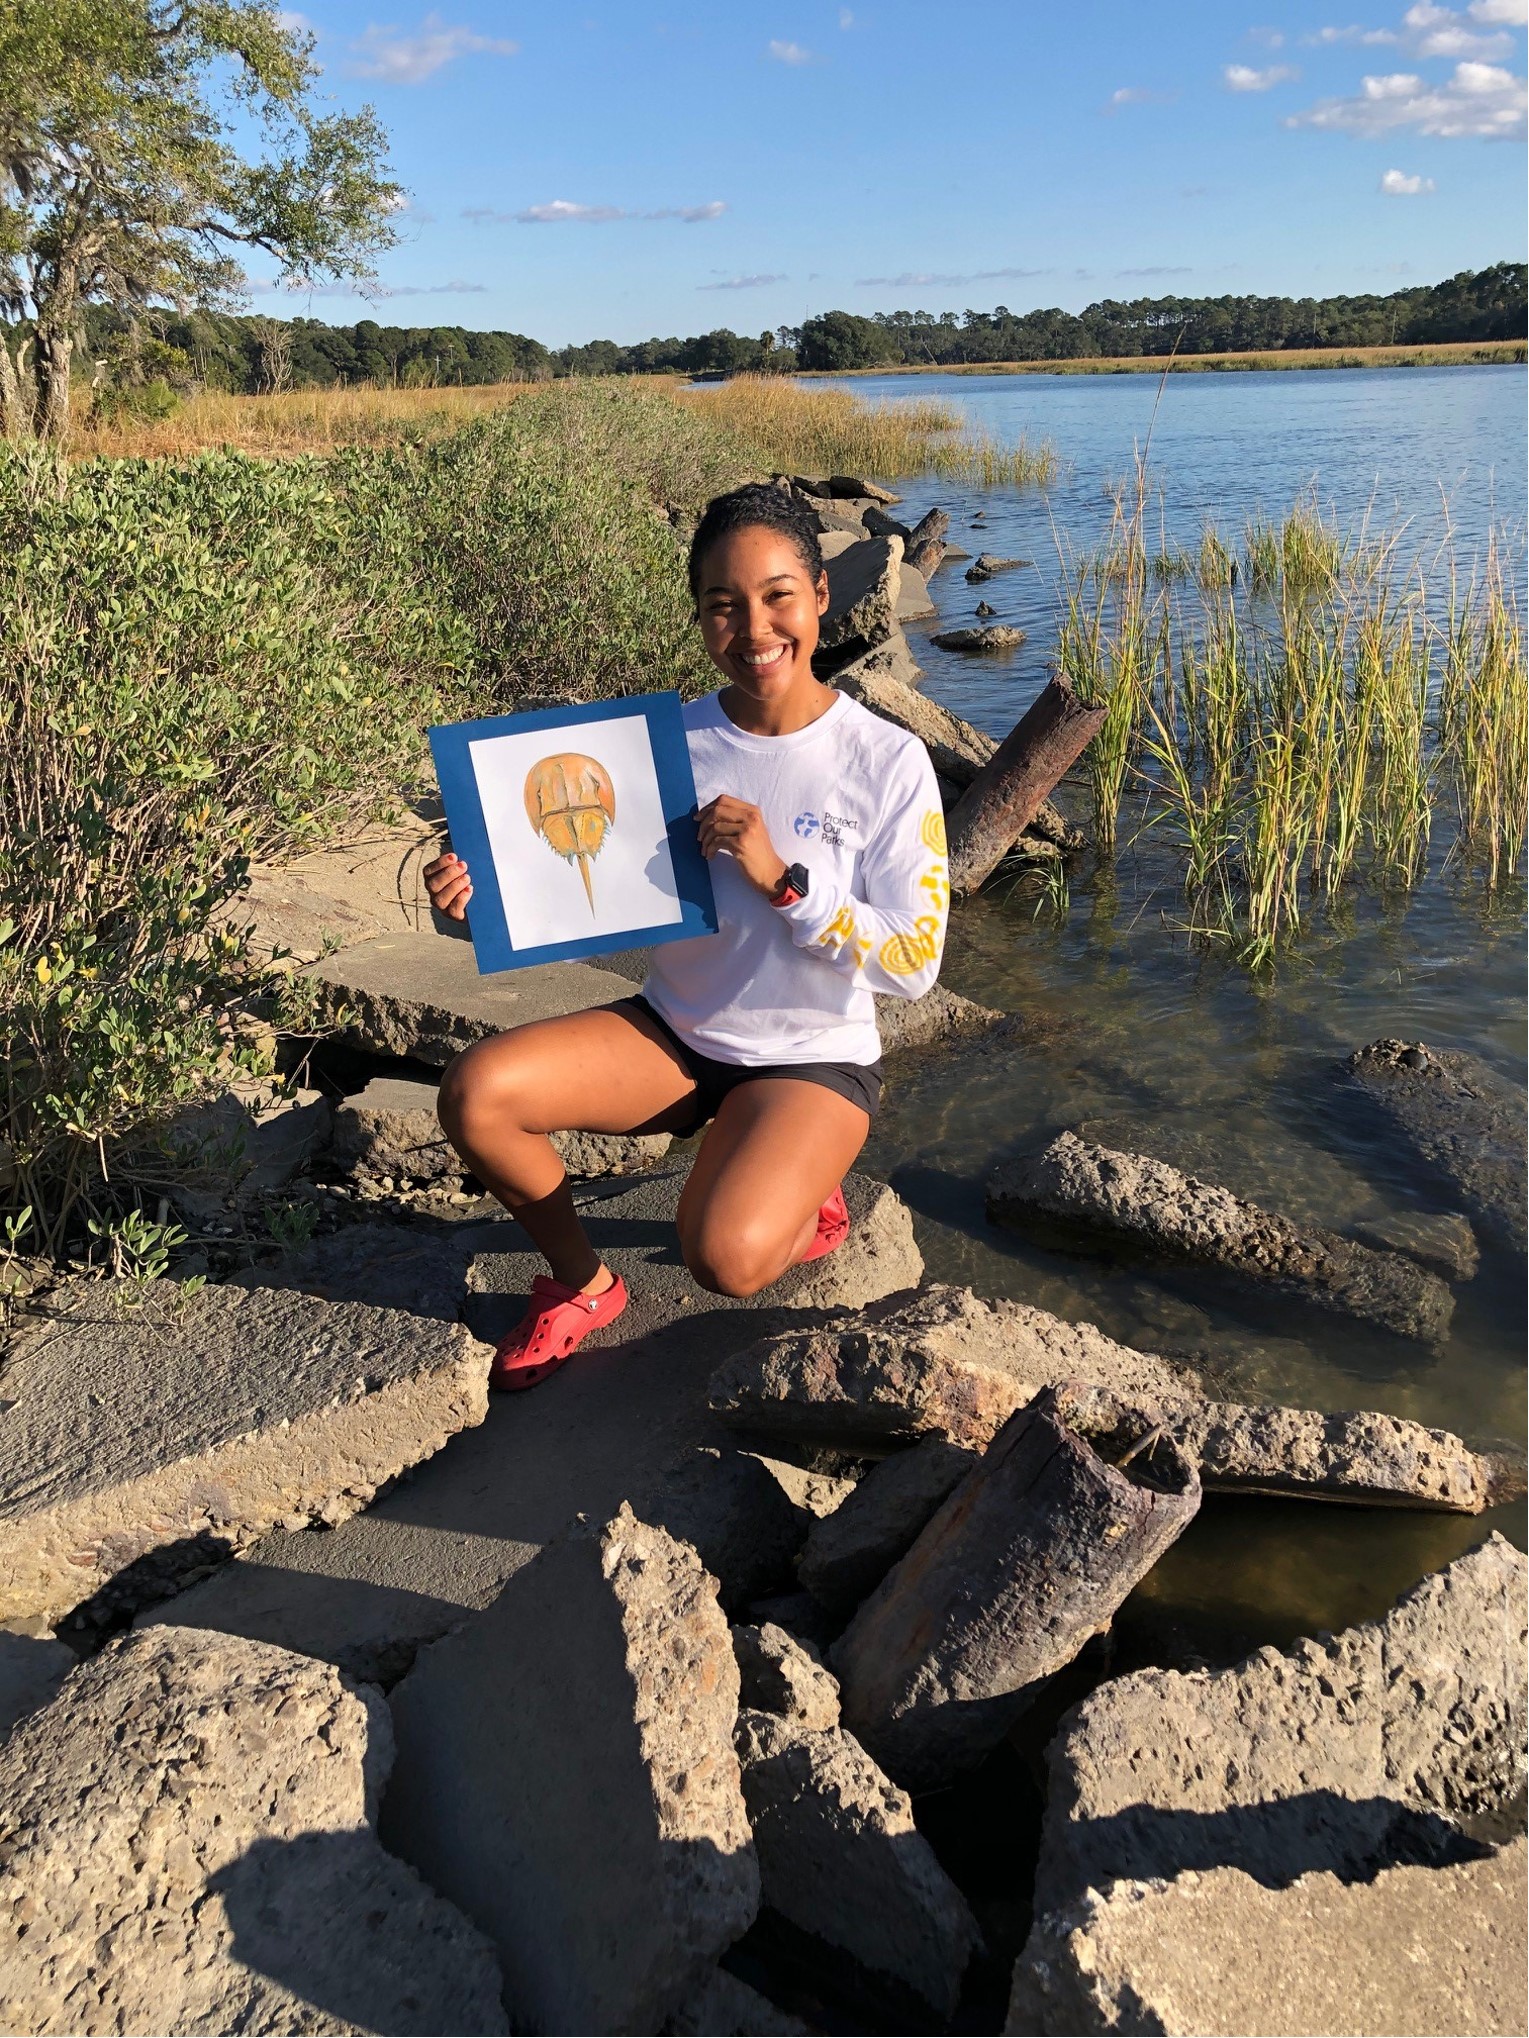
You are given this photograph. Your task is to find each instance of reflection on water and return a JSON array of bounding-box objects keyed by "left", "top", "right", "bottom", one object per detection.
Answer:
[{"left": 857, "top": 365, "right": 1527, "bottom": 1649}]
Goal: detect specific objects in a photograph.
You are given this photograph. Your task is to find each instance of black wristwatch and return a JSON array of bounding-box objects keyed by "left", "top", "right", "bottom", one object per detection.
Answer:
[{"left": 769, "top": 862, "right": 810, "bottom": 908}]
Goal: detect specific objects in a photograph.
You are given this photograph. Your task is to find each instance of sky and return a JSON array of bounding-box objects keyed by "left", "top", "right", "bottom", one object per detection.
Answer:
[{"left": 260, "top": 0, "right": 1529, "bottom": 343}]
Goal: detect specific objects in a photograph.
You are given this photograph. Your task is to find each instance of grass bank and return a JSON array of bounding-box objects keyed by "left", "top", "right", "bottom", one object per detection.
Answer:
[{"left": 800, "top": 338, "right": 1527, "bottom": 378}]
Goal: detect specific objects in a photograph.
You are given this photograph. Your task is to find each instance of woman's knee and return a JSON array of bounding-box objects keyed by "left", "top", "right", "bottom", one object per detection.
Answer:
[
  {"left": 437, "top": 1036, "right": 537, "bottom": 1142},
  {"left": 680, "top": 1214, "right": 788, "bottom": 1299}
]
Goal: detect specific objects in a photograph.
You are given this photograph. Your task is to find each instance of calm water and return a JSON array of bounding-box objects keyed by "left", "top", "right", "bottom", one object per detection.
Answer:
[{"left": 852, "top": 367, "right": 1526, "bottom": 1658}]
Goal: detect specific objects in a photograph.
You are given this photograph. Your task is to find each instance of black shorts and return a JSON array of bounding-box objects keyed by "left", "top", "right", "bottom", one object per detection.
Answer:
[{"left": 617, "top": 995, "right": 882, "bottom": 1133}]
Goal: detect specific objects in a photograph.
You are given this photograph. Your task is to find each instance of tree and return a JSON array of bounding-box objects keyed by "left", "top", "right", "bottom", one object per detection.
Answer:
[
  {"left": 796, "top": 310, "right": 900, "bottom": 371},
  {"left": 0, "top": 0, "right": 400, "bottom": 438}
]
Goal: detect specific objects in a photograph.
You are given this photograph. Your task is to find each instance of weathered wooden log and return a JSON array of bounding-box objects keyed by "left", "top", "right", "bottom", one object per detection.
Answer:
[
  {"left": 947, "top": 677, "right": 1105, "bottom": 894},
  {"left": 904, "top": 536, "right": 947, "bottom": 578},
  {"left": 832, "top": 1385, "right": 1200, "bottom": 1790},
  {"left": 906, "top": 507, "right": 950, "bottom": 550}
]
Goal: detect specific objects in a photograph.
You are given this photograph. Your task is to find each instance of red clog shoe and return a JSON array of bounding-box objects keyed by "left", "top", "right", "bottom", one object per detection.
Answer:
[
  {"left": 490, "top": 1272, "right": 628, "bottom": 1392},
  {"left": 798, "top": 1185, "right": 850, "bottom": 1265}
]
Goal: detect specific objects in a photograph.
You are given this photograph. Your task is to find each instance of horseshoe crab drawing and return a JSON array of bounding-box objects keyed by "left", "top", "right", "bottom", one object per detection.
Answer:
[{"left": 524, "top": 752, "right": 616, "bottom": 914}]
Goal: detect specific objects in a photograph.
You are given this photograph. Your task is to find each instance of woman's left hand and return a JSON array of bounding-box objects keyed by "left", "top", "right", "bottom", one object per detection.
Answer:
[{"left": 696, "top": 795, "right": 788, "bottom": 897}]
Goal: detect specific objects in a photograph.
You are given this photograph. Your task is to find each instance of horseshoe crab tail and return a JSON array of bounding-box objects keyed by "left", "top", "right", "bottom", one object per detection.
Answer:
[{"left": 576, "top": 852, "right": 595, "bottom": 913}]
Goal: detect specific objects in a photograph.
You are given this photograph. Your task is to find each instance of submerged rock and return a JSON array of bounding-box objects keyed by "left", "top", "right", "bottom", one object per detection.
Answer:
[
  {"left": 0, "top": 1278, "right": 491, "bottom": 1624},
  {"left": 0, "top": 1626, "right": 507, "bottom": 2036},
  {"left": 735, "top": 1708, "right": 980, "bottom": 2023},
  {"left": 1344, "top": 1039, "right": 1527, "bottom": 1254},
  {"left": 1011, "top": 1839, "right": 1528, "bottom": 2038},
  {"left": 988, "top": 1130, "right": 1456, "bottom": 1343},
  {"left": 385, "top": 1506, "right": 759, "bottom": 2035},
  {"left": 965, "top": 553, "right": 1030, "bottom": 582},
  {"left": 930, "top": 624, "right": 1027, "bottom": 651},
  {"left": 874, "top": 982, "right": 1007, "bottom": 1053}
]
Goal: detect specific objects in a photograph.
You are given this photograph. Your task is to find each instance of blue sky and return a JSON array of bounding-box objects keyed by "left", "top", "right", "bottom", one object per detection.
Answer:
[{"left": 263, "top": 0, "right": 1528, "bottom": 342}]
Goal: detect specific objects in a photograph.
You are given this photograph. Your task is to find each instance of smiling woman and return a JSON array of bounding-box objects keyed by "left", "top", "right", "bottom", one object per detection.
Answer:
[{"left": 426, "top": 480, "right": 949, "bottom": 1389}]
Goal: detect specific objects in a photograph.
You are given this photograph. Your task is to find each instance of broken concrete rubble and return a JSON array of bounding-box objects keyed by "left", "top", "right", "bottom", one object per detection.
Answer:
[
  {"left": 833, "top": 655, "right": 998, "bottom": 784},
  {"left": 333, "top": 1071, "right": 671, "bottom": 1184},
  {"left": 1, "top": 1277, "right": 491, "bottom": 1624},
  {"left": 384, "top": 1506, "right": 759, "bottom": 2035},
  {"left": 305, "top": 930, "right": 635, "bottom": 1064},
  {"left": 144, "top": 1169, "right": 918, "bottom": 1686},
  {"left": 818, "top": 535, "right": 903, "bottom": 657},
  {"left": 735, "top": 1707, "right": 980, "bottom": 2024},
  {"left": 0, "top": 1625, "right": 508, "bottom": 2036},
  {"left": 709, "top": 1283, "right": 1201, "bottom": 1450},
  {"left": 1011, "top": 1839, "right": 1528, "bottom": 2038},
  {"left": 733, "top": 1621, "right": 842, "bottom": 1730},
  {"left": 931, "top": 624, "right": 1026, "bottom": 651},
  {"left": 1344, "top": 1039, "right": 1527, "bottom": 1254},
  {"left": 834, "top": 1387, "right": 1201, "bottom": 1789},
  {"left": 875, "top": 983, "right": 1007, "bottom": 1054},
  {"left": 647, "top": 1447, "right": 809, "bottom": 1614},
  {"left": 665, "top": 1967, "right": 810, "bottom": 2036},
  {"left": 1027, "top": 1533, "right": 1527, "bottom": 1916},
  {"left": 988, "top": 1130, "right": 1455, "bottom": 1343},
  {"left": 797, "top": 1438, "right": 978, "bottom": 1613}
]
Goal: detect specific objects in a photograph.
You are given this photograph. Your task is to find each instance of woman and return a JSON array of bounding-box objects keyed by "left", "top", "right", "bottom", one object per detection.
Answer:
[{"left": 425, "top": 482, "right": 948, "bottom": 1390}]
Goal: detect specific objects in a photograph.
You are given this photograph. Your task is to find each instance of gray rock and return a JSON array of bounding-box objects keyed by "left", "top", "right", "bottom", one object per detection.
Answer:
[
  {"left": 229, "top": 1220, "right": 479, "bottom": 1320},
  {"left": 0, "top": 1629, "right": 73, "bottom": 1746},
  {"left": 0, "top": 1625, "right": 507, "bottom": 2036},
  {"left": 819, "top": 536, "right": 903, "bottom": 657},
  {"left": 709, "top": 1282, "right": 1200, "bottom": 1450},
  {"left": 733, "top": 1621, "right": 841, "bottom": 1729},
  {"left": 808, "top": 498, "right": 871, "bottom": 537},
  {"left": 875, "top": 983, "right": 1007, "bottom": 1053},
  {"left": 1353, "top": 1207, "right": 1481, "bottom": 1283},
  {"left": 385, "top": 1506, "right": 759, "bottom": 2035},
  {"left": 965, "top": 553, "right": 1030, "bottom": 582},
  {"left": 1344, "top": 1039, "right": 1527, "bottom": 1253},
  {"left": 305, "top": 932, "right": 635, "bottom": 1065},
  {"left": 930, "top": 624, "right": 1027, "bottom": 651},
  {"left": 826, "top": 626, "right": 926, "bottom": 692},
  {"left": 1, "top": 1278, "right": 491, "bottom": 1624},
  {"left": 736, "top": 1708, "right": 980, "bottom": 2021},
  {"left": 153, "top": 1082, "right": 333, "bottom": 1203},
  {"left": 817, "top": 526, "right": 863, "bottom": 561},
  {"left": 751, "top": 1455, "right": 859, "bottom": 1520},
  {"left": 665, "top": 1967, "right": 810, "bottom": 2035},
  {"left": 798, "top": 1439, "right": 979, "bottom": 1612},
  {"left": 896, "top": 561, "right": 938, "bottom": 621},
  {"left": 1011, "top": 1839, "right": 1529, "bottom": 2038},
  {"left": 833, "top": 653, "right": 997, "bottom": 785},
  {"left": 989, "top": 1130, "right": 1455, "bottom": 1343},
  {"left": 827, "top": 474, "right": 901, "bottom": 504},
  {"left": 334, "top": 1074, "right": 671, "bottom": 1186},
  {"left": 149, "top": 1170, "right": 916, "bottom": 1694},
  {"left": 744, "top": 1589, "right": 842, "bottom": 1652},
  {"left": 1029, "top": 1533, "right": 1528, "bottom": 1916},
  {"left": 975, "top": 599, "right": 996, "bottom": 616},
  {"left": 650, "top": 1448, "right": 810, "bottom": 1613},
  {"left": 233, "top": 865, "right": 390, "bottom": 964},
  {"left": 863, "top": 504, "right": 914, "bottom": 545},
  {"left": 833, "top": 1389, "right": 1201, "bottom": 1788}
]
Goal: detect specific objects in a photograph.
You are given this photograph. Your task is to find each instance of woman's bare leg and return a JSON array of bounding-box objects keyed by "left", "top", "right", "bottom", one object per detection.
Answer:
[
  {"left": 437, "top": 1005, "right": 698, "bottom": 1290},
  {"left": 675, "top": 1078, "right": 871, "bottom": 1298}
]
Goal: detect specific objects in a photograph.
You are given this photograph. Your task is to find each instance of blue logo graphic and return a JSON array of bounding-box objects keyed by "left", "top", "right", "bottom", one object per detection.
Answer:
[{"left": 793, "top": 812, "right": 820, "bottom": 839}]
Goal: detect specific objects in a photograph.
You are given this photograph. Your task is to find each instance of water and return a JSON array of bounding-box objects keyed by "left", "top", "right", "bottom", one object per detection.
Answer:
[{"left": 853, "top": 366, "right": 1527, "bottom": 1658}]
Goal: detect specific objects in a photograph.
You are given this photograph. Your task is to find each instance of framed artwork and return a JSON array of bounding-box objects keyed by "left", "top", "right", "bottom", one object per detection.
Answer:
[{"left": 429, "top": 690, "right": 718, "bottom": 974}]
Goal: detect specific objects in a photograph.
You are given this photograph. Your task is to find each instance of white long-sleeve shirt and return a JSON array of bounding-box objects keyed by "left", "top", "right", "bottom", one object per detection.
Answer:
[{"left": 643, "top": 690, "right": 948, "bottom": 1066}]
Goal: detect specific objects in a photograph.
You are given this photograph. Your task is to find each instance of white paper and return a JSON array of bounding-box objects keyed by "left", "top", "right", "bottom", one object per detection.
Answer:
[{"left": 469, "top": 714, "right": 685, "bottom": 950}]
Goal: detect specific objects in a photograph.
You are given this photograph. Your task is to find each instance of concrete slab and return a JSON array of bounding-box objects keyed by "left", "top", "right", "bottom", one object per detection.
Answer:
[
  {"left": 384, "top": 1506, "right": 758, "bottom": 2035},
  {"left": 304, "top": 932, "right": 635, "bottom": 1065},
  {"left": 0, "top": 1625, "right": 507, "bottom": 2036},
  {"left": 2, "top": 1279, "right": 491, "bottom": 1625},
  {"left": 1011, "top": 1840, "right": 1529, "bottom": 2037},
  {"left": 332, "top": 1071, "right": 670, "bottom": 1183},
  {"left": 142, "top": 1171, "right": 921, "bottom": 1684}
]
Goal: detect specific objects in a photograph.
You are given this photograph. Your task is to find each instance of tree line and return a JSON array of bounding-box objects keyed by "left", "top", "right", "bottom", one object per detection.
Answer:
[{"left": 71, "top": 263, "right": 1524, "bottom": 406}]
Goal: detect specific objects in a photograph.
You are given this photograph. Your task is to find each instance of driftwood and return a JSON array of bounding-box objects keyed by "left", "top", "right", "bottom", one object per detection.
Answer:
[
  {"left": 832, "top": 1385, "right": 1200, "bottom": 1789},
  {"left": 946, "top": 677, "right": 1105, "bottom": 894}
]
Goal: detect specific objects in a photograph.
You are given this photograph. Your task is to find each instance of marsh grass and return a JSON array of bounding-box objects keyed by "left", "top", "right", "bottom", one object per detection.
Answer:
[
  {"left": 674, "top": 373, "right": 1058, "bottom": 486},
  {"left": 1061, "top": 479, "right": 1527, "bottom": 966},
  {"left": 72, "top": 381, "right": 536, "bottom": 460}
]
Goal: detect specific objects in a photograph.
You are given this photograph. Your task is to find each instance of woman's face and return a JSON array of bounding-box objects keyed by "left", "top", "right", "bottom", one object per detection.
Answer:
[{"left": 695, "top": 525, "right": 830, "bottom": 703}]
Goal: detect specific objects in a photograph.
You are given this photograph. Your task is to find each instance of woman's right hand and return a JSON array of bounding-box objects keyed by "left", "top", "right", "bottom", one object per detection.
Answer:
[{"left": 424, "top": 849, "right": 473, "bottom": 921}]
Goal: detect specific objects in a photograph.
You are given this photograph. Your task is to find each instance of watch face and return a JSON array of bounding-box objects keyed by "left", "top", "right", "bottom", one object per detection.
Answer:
[{"left": 789, "top": 862, "right": 810, "bottom": 894}]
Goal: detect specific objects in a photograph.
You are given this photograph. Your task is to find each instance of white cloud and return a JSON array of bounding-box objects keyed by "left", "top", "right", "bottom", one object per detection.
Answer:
[
  {"left": 839, "top": 6, "right": 855, "bottom": 23},
  {"left": 347, "top": 14, "right": 519, "bottom": 83},
  {"left": 276, "top": 9, "right": 313, "bottom": 30},
  {"left": 1118, "top": 264, "right": 1194, "bottom": 276},
  {"left": 1400, "top": 1, "right": 1512, "bottom": 54},
  {"left": 464, "top": 199, "right": 727, "bottom": 225},
  {"left": 1304, "top": 23, "right": 1401, "bottom": 42},
  {"left": 1225, "top": 61, "right": 1301, "bottom": 86},
  {"left": 855, "top": 266, "right": 1052, "bottom": 287},
  {"left": 698, "top": 273, "right": 789, "bottom": 290},
  {"left": 1380, "top": 164, "right": 1438, "bottom": 185},
  {"left": 1469, "top": 0, "right": 1528, "bottom": 22},
  {"left": 768, "top": 38, "right": 814, "bottom": 63},
  {"left": 1287, "top": 57, "right": 1527, "bottom": 132}
]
